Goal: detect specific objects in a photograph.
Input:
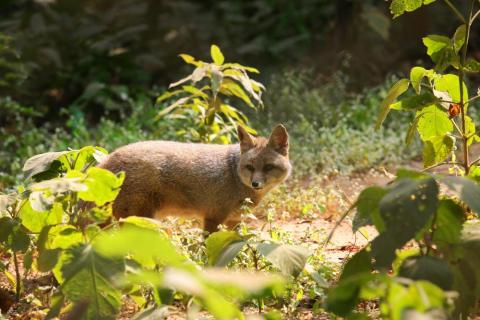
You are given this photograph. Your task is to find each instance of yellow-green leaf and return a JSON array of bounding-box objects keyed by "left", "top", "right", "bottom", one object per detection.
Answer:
[{"left": 210, "top": 45, "right": 224, "bottom": 65}]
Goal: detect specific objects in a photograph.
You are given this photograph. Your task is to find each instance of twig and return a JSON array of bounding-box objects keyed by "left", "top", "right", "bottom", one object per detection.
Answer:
[
  {"left": 323, "top": 204, "right": 356, "bottom": 247},
  {"left": 13, "top": 252, "right": 21, "bottom": 301},
  {"left": 468, "top": 94, "right": 480, "bottom": 104},
  {"left": 421, "top": 161, "right": 463, "bottom": 172},
  {"left": 442, "top": 0, "right": 466, "bottom": 23},
  {"left": 443, "top": 0, "right": 465, "bottom": 23},
  {"left": 471, "top": 9, "right": 480, "bottom": 24}
]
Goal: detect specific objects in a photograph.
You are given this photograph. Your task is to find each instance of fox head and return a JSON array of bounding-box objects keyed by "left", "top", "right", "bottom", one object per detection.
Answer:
[{"left": 236, "top": 124, "right": 292, "bottom": 191}]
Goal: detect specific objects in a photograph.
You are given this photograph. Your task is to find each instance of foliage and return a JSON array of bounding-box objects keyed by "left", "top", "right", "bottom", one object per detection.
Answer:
[
  {"left": 157, "top": 44, "right": 264, "bottom": 143},
  {"left": 0, "top": 147, "right": 286, "bottom": 319},
  {"left": 325, "top": 1, "right": 480, "bottom": 319}
]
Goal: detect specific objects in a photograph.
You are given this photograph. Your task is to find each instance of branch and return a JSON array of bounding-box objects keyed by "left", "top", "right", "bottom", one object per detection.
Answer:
[
  {"left": 421, "top": 161, "right": 463, "bottom": 172},
  {"left": 472, "top": 9, "right": 480, "bottom": 24},
  {"left": 443, "top": 0, "right": 466, "bottom": 23},
  {"left": 468, "top": 93, "right": 480, "bottom": 104}
]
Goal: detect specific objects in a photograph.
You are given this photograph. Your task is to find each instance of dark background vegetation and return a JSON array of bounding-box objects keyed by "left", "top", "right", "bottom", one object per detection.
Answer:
[{"left": 1, "top": 0, "right": 479, "bottom": 187}]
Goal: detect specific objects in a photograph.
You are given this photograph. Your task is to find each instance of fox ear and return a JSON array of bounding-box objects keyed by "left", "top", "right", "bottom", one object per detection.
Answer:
[
  {"left": 268, "top": 124, "right": 289, "bottom": 156},
  {"left": 237, "top": 125, "right": 255, "bottom": 153}
]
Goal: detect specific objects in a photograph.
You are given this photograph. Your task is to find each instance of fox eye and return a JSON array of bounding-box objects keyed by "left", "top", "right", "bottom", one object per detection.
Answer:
[
  {"left": 264, "top": 164, "right": 276, "bottom": 172},
  {"left": 245, "top": 164, "right": 255, "bottom": 172}
]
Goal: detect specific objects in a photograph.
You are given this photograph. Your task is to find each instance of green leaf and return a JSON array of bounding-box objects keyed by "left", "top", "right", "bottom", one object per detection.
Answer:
[
  {"left": 19, "top": 200, "right": 63, "bottom": 233},
  {"left": 398, "top": 256, "right": 454, "bottom": 290},
  {"left": 389, "top": 92, "right": 437, "bottom": 111},
  {"left": 442, "top": 177, "right": 480, "bottom": 215},
  {"left": 390, "top": 0, "right": 436, "bottom": 18},
  {"left": 75, "top": 167, "right": 124, "bottom": 206},
  {"left": 10, "top": 224, "right": 30, "bottom": 252},
  {"left": 406, "top": 114, "right": 422, "bottom": 145},
  {"left": 453, "top": 25, "right": 466, "bottom": 53},
  {"left": 434, "top": 74, "right": 468, "bottom": 104},
  {"left": 178, "top": 53, "right": 202, "bottom": 67},
  {"left": 210, "top": 45, "right": 225, "bottom": 65},
  {"left": 376, "top": 79, "right": 410, "bottom": 129},
  {"left": 339, "top": 249, "right": 372, "bottom": 281},
  {"left": 353, "top": 186, "right": 388, "bottom": 232},
  {"left": 326, "top": 273, "right": 376, "bottom": 317},
  {"left": 59, "top": 245, "right": 123, "bottom": 320},
  {"left": 371, "top": 177, "right": 439, "bottom": 268},
  {"left": 464, "top": 58, "right": 480, "bottom": 73},
  {"left": 37, "top": 226, "right": 61, "bottom": 272},
  {"left": 44, "top": 225, "right": 83, "bottom": 250},
  {"left": 256, "top": 243, "right": 310, "bottom": 277},
  {"left": 220, "top": 80, "right": 254, "bottom": 107},
  {"left": 23, "top": 151, "right": 69, "bottom": 180},
  {"left": 94, "top": 224, "right": 184, "bottom": 268},
  {"left": 432, "top": 199, "right": 464, "bottom": 248},
  {"left": 423, "top": 35, "right": 454, "bottom": 71},
  {"left": 410, "top": 67, "right": 427, "bottom": 94},
  {"left": 416, "top": 104, "right": 452, "bottom": 142},
  {"left": 422, "top": 135, "right": 454, "bottom": 167},
  {"left": 205, "top": 231, "right": 244, "bottom": 266},
  {"left": 423, "top": 34, "right": 452, "bottom": 57},
  {"left": 385, "top": 280, "right": 446, "bottom": 320}
]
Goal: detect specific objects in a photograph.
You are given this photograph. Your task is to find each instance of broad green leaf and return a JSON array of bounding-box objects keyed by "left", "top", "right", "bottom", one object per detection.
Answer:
[
  {"left": 44, "top": 225, "right": 83, "bottom": 250},
  {"left": 37, "top": 226, "right": 61, "bottom": 272},
  {"left": 423, "top": 35, "right": 450, "bottom": 58},
  {"left": 442, "top": 177, "right": 480, "bottom": 215},
  {"left": 205, "top": 231, "right": 244, "bottom": 266},
  {"left": 215, "top": 241, "right": 246, "bottom": 267},
  {"left": 339, "top": 249, "right": 372, "bottom": 281},
  {"left": 410, "top": 67, "right": 427, "bottom": 94},
  {"left": 453, "top": 25, "right": 466, "bottom": 53},
  {"left": 45, "top": 292, "right": 65, "bottom": 320},
  {"left": 23, "top": 151, "right": 69, "bottom": 180},
  {"left": 353, "top": 186, "right": 388, "bottom": 232},
  {"left": 453, "top": 223, "right": 480, "bottom": 317},
  {"left": 385, "top": 280, "right": 446, "bottom": 320},
  {"left": 423, "top": 35, "right": 456, "bottom": 71},
  {"left": 256, "top": 243, "right": 310, "bottom": 277},
  {"left": 434, "top": 74, "right": 468, "bottom": 104},
  {"left": 376, "top": 79, "right": 410, "bottom": 129},
  {"left": 398, "top": 256, "right": 454, "bottom": 290},
  {"left": 94, "top": 224, "right": 184, "bottom": 267},
  {"left": 75, "top": 167, "right": 124, "bottom": 206},
  {"left": 19, "top": 200, "right": 63, "bottom": 233},
  {"left": 389, "top": 92, "right": 437, "bottom": 110},
  {"left": 120, "top": 216, "right": 164, "bottom": 231},
  {"left": 8, "top": 224, "right": 30, "bottom": 253},
  {"left": 433, "top": 199, "right": 464, "bottom": 247},
  {"left": 416, "top": 105, "right": 452, "bottom": 142},
  {"left": 422, "top": 135, "right": 454, "bottom": 167},
  {"left": 326, "top": 273, "right": 376, "bottom": 316},
  {"left": 59, "top": 245, "right": 123, "bottom": 320},
  {"left": 464, "top": 58, "right": 480, "bottom": 73},
  {"left": 390, "top": 0, "right": 436, "bottom": 18},
  {"left": 210, "top": 45, "right": 224, "bottom": 65},
  {"left": 371, "top": 177, "right": 439, "bottom": 268}
]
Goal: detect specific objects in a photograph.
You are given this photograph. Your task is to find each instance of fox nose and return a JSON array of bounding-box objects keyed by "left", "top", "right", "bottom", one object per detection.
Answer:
[{"left": 252, "top": 181, "right": 262, "bottom": 189}]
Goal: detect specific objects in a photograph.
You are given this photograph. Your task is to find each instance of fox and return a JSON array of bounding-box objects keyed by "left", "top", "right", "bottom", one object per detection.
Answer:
[{"left": 97, "top": 124, "right": 292, "bottom": 232}]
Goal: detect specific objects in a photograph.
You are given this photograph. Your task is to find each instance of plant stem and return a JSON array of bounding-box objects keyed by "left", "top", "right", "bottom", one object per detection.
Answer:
[
  {"left": 443, "top": 0, "right": 467, "bottom": 23},
  {"left": 458, "top": 0, "right": 475, "bottom": 175},
  {"left": 421, "top": 161, "right": 463, "bottom": 172},
  {"left": 13, "top": 252, "right": 21, "bottom": 301}
]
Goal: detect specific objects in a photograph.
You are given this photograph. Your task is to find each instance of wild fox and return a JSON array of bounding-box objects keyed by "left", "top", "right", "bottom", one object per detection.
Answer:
[{"left": 98, "top": 124, "right": 291, "bottom": 232}]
